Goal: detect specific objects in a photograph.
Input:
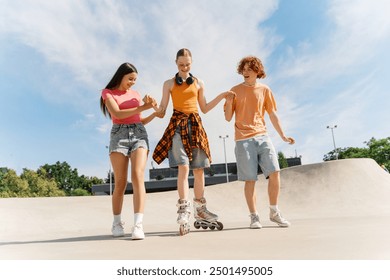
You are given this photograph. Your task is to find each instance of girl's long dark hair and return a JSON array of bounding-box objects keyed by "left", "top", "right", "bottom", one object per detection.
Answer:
[{"left": 100, "top": 62, "right": 138, "bottom": 118}]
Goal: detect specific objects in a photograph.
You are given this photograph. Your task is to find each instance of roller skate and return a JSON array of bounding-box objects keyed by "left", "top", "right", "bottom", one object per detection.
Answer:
[
  {"left": 176, "top": 199, "right": 191, "bottom": 236},
  {"left": 193, "top": 197, "right": 223, "bottom": 231}
]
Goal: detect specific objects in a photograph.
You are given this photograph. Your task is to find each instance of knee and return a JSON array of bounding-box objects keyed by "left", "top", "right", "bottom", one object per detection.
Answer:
[
  {"left": 268, "top": 171, "right": 280, "bottom": 180},
  {"left": 131, "top": 168, "right": 145, "bottom": 181},
  {"left": 178, "top": 165, "right": 190, "bottom": 177},
  {"left": 193, "top": 168, "right": 204, "bottom": 177},
  {"left": 113, "top": 176, "right": 128, "bottom": 193},
  {"left": 114, "top": 175, "right": 127, "bottom": 186}
]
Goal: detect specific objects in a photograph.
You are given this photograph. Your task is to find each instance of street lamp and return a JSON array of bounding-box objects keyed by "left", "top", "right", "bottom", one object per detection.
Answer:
[
  {"left": 219, "top": 135, "right": 229, "bottom": 182},
  {"left": 326, "top": 125, "right": 338, "bottom": 160},
  {"left": 106, "top": 145, "right": 113, "bottom": 195}
]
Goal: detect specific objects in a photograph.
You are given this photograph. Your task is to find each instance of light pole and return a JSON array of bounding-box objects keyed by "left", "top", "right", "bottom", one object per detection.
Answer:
[
  {"left": 326, "top": 125, "right": 338, "bottom": 160},
  {"left": 106, "top": 145, "right": 112, "bottom": 195},
  {"left": 219, "top": 135, "right": 229, "bottom": 182}
]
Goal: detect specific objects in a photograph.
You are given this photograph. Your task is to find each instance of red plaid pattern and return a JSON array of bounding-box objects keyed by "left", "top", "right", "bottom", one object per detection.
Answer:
[{"left": 152, "top": 110, "right": 211, "bottom": 165}]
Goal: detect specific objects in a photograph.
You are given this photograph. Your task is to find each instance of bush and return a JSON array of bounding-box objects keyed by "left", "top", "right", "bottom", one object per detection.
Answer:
[{"left": 70, "top": 188, "right": 90, "bottom": 196}]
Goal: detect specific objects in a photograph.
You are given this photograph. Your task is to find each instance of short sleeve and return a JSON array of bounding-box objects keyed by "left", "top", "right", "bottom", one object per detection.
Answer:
[
  {"left": 101, "top": 89, "right": 113, "bottom": 101},
  {"left": 264, "top": 88, "right": 277, "bottom": 113}
]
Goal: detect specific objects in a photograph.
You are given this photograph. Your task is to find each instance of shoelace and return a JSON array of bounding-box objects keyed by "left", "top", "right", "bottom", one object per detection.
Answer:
[
  {"left": 273, "top": 212, "right": 286, "bottom": 222},
  {"left": 114, "top": 222, "right": 125, "bottom": 228},
  {"left": 250, "top": 215, "right": 260, "bottom": 223},
  {"left": 132, "top": 224, "right": 143, "bottom": 231}
]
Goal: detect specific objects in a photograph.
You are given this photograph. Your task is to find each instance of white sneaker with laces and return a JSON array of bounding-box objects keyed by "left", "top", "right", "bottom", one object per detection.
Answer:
[
  {"left": 112, "top": 222, "right": 125, "bottom": 237},
  {"left": 131, "top": 224, "right": 145, "bottom": 240},
  {"left": 250, "top": 213, "right": 262, "bottom": 229},
  {"left": 270, "top": 209, "right": 291, "bottom": 227}
]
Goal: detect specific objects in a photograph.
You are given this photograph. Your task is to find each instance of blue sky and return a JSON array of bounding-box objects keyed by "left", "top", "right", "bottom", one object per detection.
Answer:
[{"left": 1, "top": 0, "right": 389, "bottom": 180}]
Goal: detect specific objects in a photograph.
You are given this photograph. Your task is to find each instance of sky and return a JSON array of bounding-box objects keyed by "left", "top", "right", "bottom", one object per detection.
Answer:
[{"left": 1, "top": 0, "right": 389, "bottom": 180}]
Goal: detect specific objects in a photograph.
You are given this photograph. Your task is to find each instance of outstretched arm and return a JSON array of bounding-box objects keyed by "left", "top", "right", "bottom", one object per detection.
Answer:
[
  {"left": 198, "top": 80, "right": 235, "bottom": 114},
  {"left": 141, "top": 112, "right": 157, "bottom": 125},
  {"left": 268, "top": 110, "right": 295, "bottom": 144}
]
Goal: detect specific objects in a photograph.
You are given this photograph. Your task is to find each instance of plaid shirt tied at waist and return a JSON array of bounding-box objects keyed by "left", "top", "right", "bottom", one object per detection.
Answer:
[{"left": 152, "top": 110, "right": 211, "bottom": 165}]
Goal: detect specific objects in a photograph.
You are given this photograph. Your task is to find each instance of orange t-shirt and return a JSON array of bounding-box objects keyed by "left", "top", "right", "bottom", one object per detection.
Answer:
[
  {"left": 230, "top": 83, "right": 277, "bottom": 141},
  {"left": 171, "top": 81, "right": 198, "bottom": 114}
]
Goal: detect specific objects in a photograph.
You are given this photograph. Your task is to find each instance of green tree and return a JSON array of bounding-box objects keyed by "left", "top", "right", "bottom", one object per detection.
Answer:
[
  {"left": 278, "top": 151, "right": 288, "bottom": 169},
  {"left": 20, "top": 168, "right": 65, "bottom": 197},
  {"left": 38, "top": 161, "right": 93, "bottom": 195},
  {"left": 323, "top": 147, "right": 369, "bottom": 161},
  {"left": 89, "top": 176, "right": 105, "bottom": 185},
  {"left": 38, "top": 161, "right": 104, "bottom": 195},
  {"left": 73, "top": 175, "right": 104, "bottom": 194},
  {"left": 70, "top": 188, "right": 90, "bottom": 196},
  {"left": 0, "top": 169, "right": 30, "bottom": 198},
  {"left": 38, "top": 161, "right": 76, "bottom": 194},
  {"left": 365, "top": 137, "right": 390, "bottom": 166},
  {"left": 1, "top": 163, "right": 104, "bottom": 197},
  {"left": 323, "top": 136, "right": 390, "bottom": 170},
  {"left": 0, "top": 167, "right": 9, "bottom": 180}
]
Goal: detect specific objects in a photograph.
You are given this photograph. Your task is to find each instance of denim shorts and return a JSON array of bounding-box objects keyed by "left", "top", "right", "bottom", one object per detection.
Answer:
[
  {"left": 168, "top": 125, "right": 210, "bottom": 169},
  {"left": 109, "top": 123, "right": 149, "bottom": 157},
  {"left": 235, "top": 134, "right": 280, "bottom": 181}
]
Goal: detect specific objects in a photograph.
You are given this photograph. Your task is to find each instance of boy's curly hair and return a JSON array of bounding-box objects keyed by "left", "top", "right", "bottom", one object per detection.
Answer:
[{"left": 237, "top": 56, "right": 266, "bottom": 79}]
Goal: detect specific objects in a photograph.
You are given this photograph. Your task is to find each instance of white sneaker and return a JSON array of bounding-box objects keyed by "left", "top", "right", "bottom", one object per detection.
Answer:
[
  {"left": 131, "top": 224, "right": 145, "bottom": 240},
  {"left": 112, "top": 222, "right": 125, "bottom": 237},
  {"left": 250, "top": 213, "right": 262, "bottom": 229},
  {"left": 270, "top": 209, "right": 291, "bottom": 227}
]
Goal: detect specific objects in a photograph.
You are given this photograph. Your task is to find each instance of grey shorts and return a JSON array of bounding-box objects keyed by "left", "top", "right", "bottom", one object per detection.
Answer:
[
  {"left": 235, "top": 134, "right": 280, "bottom": 181},
  {"left": 109, "top": 123, "right": 149, "bottom": 157},
  {"left": 168, "top": 125, "right": 210, "bottom": 169}
]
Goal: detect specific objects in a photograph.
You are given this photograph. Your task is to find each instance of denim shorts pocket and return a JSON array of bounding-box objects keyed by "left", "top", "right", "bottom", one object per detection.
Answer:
[
  {"left": 136, "top": 125, "right": 147, "bottom": 137},
  {"left": 110, "top": 125, "right": 121, "bottom": 135}
]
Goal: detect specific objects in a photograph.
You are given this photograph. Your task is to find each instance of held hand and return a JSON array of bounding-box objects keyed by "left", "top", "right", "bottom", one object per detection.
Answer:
[
  {"left": 282, "top": 136, "right": 295, "bottom": 145},
  {"left": 143, "top": 94, "right": 158, "bottom": 110},
  {"left": 149, "top": 97, "right": 159, "bottom": 111},
  {"left": 224, "top": 91, "right": 236, "bottom": 101},
  {"left": 143, "top": 94, "right": 154, "bottom": 104},
  {"left": 142, "top": 95, "right": 150, "bottom": 104},
  {"left": 154, "top": 106, "right": 166, "bottom": 118}
]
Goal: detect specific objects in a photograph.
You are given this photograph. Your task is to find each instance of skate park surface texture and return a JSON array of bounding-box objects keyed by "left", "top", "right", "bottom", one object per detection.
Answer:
[{"left": 1, "top": 158, "right": 390, "bottom": 260}]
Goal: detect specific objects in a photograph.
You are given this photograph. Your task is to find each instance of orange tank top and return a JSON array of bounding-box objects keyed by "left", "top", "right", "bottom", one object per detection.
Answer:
[{"left": 171, "top": 80, "right": 198, "bottom": 114}]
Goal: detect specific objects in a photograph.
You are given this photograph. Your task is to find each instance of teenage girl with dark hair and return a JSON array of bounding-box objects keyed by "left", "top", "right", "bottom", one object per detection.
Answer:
[{"left": 101, "top": 62, "right": 157, "bottom": 240}]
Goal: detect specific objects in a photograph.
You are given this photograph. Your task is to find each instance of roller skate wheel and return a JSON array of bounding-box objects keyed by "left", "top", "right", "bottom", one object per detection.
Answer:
[
  {"left": 209, "top": 225, "right": 216, "bottom": 230},
  {"left": 201, "top": 225, "right": 208, "bottom": 229},
  {"left": 217, "top": 221, "right": 223, "bottom": 230},
  {"left": 194, "top": 221, "right": 200, "bottom": 229}
]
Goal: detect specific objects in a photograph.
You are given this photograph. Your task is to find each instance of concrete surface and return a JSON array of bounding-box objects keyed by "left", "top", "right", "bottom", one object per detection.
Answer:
[{"left": 1, "top": 158, "right": 390, "bottom": 260}]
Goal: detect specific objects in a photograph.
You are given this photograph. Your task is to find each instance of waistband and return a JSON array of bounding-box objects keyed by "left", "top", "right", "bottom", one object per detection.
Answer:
[{"left": 112, "top": 123, "right": 143, "bottom": 128}]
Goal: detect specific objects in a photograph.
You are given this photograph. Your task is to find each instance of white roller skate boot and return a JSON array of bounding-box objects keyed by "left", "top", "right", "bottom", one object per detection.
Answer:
[
  {"left": 193, "top": 197, "right": 223, "bottom": 231},
  {"left": 176, "top": 199, "right": 191, "bottom": 235}
]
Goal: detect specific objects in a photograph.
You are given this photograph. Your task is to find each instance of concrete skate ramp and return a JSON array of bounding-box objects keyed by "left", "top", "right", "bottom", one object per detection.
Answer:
[
  {"left": 1, "top": 158, "right": 389, "bottom": 260},
  {"left": 275, "top": 158, "right": 390, "bottom": 218}
]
